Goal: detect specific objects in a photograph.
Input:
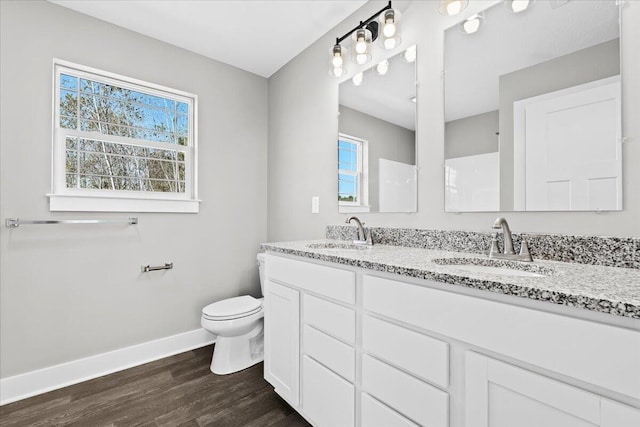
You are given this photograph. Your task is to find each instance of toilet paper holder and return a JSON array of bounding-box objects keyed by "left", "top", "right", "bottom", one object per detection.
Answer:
[{"left": 141, "top": 262, "right": 173, "bottom": 273}]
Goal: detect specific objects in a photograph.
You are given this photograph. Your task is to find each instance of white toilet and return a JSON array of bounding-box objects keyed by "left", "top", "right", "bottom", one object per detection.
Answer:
[{"left": 201, "top": 253, "right": 266, "bottom": 375}]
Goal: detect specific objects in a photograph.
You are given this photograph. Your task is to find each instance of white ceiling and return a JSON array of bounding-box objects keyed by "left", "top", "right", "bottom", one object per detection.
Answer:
[
  {"left": 340, "top": 49, "right": 416, "bottom": 131},
  {"left": 444, "top": 0, "right": 619, "bottom": 122},
  {"left": 49, "top": 0, "right": 368, "bottom": 78}
]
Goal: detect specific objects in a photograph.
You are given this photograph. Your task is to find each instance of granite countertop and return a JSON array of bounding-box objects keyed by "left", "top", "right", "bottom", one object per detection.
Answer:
[{"left": 261, "top": 239, "right": 640, "bottom": 319}]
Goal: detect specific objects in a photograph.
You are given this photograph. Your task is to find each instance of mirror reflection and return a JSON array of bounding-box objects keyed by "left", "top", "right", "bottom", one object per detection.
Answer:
[
  {"left": 444, "top": 0, "right": 621, "bottom": 212},
  {"left": 339, "top": 46, "right": 417, "bottom": 213}
]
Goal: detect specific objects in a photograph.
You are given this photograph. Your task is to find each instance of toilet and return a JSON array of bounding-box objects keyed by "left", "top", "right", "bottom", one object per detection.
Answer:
[{"left": 201, "top": 253, "right": 266, "bottom": 375}]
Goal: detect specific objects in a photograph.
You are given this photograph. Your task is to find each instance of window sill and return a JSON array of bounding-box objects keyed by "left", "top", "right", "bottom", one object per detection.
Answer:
[
  {"left": 338, "top": 205, "right": 371, "bottom": 213},
  {"left": 48, "top": 194, "right": 201, "bottom": 213}
]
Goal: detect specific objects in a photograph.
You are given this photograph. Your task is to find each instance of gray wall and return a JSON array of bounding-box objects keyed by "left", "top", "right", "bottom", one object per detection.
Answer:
[
  {"left": 268, "top": 0, "right": 640, "bottom": 242},
  {"left": 339, "top": 105, "right": 415, "bottom": 211},
  {"left": 498, "top": 39, "right": 620, "bottom": 210},
  {"left": 445, "top": 110, "right": 499, "bottom": 159},
  {"left": 0, "top": 1, "right": 268, "bottom": 378}
]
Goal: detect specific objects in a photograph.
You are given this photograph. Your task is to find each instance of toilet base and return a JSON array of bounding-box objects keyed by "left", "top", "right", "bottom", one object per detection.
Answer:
[{"left": 210, "top": 320, "right": 264, "bottom": 375}]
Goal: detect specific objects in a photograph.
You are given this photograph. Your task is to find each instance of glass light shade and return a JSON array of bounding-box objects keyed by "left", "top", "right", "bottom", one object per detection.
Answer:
[
  {"left": 329, "top": 66, "right": 346, "bottom": 78},
  {"left": 507, "top": 0, "right": 531, "bottom": 13},
  {"left": 376, "top": 60, "right": 389, "bottom": 75},
  {"left": 438, "top": 0, "right": 469, "bottom": 16},
  {"left": 403, "top": 45, "right": 417, "bottom": 62},
  {"left": 382, "top": 36, "right": 399, "bottom": 50},
  {"left": 354, "top": 29, "right": 368, "bottom": 54},
  {"left": 355, "top": 53, "right": 371, "bottom": 65},
  {"left": 461, "top": 14, "right": 482, "bottom": 34},
  {"left": 352, "top": 72, "right": 363, "bottom": 86},
  {"left": 379, "top": 8, "right": 400, "bottom": 38}
]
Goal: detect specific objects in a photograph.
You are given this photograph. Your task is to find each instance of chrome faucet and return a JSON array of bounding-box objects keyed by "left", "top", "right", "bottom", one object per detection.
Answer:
[
  {"left": 345, "top": 216, "right": 372, "bottom": 245},
  {"left": 489, "top": 217, "right": 533, "bottom": 262}
]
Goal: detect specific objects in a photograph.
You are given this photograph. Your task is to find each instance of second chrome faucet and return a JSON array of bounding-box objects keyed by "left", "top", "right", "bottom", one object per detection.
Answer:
[
  {"left": 489, "top": 217, "right": 533, "bottom": 262},
  {"left": 345, "top": 216, "right": 373, "bottom": 246}
]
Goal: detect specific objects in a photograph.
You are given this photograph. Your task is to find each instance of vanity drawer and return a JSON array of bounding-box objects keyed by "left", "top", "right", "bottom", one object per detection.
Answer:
[
  {"left": 266, "top": 254, "right": 355, "bottom": 303},
  {"left": 363, "top": 315, "right": 449, "bottom": 388},
  {"left": 303, "top": 355, "right": 355, "bottom": 427},
  {"left": 362, "top": 274, "right": 640, "bottom": 400},
  {"left": 361, "top": 393, "right": 418, "bottom": 427},
  {"left": 303, "top": 294, "right": 355, "bottom": 344},
  {"left": 362, "top": 354, "right": 449, "bottom": 427},
  {"left": 303, "top": 325, "right": 355, "bottom": 382}
]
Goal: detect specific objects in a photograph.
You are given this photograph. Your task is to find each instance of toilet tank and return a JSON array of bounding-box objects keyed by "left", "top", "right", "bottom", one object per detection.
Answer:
[{"left": 257, "top": 252, "right": 266, "bottom": 295}]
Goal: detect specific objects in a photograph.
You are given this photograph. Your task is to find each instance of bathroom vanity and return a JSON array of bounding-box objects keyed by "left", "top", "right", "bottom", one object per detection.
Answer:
[{"left": 261, "top": 238, "right": 640, "bottom": 427}]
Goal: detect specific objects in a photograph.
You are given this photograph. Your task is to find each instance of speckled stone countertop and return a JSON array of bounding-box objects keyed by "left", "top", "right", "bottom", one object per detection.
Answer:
[{"left": 261, "top": 240, "right": 640, "bottom": 319}]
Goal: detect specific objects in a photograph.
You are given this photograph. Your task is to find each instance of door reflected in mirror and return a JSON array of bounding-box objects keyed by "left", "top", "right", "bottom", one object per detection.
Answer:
[
  {"left": 339, "top": 46, "right": 417, "bottom": 213},
  {"left": 443, "top": 0, "right": 621, "bottom": 212}
]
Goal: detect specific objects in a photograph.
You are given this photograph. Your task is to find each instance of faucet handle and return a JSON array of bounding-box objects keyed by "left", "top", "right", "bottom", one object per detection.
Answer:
[
  {"left": 519, "top": 240, "right": 533, "bottom": 261},
  {"left": 489, "top": 232, "right": 500, "bottom": 256}
]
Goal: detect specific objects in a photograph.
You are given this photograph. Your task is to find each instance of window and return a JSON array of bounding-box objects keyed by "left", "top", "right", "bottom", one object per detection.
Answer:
[
  {"left": 50, "top": 59, "right": 199, "bottom": 212},
  {"left": 338, "top": 133, "right": 369, "bottom": 212}
]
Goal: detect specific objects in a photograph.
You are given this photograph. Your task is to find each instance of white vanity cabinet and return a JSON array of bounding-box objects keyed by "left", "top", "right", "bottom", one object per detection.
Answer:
[
  {"left": 264, "top": 254, "right": 357, "bottom": 426},
  {"left": 465, "top": 352, "right": 640, "bottom": 427},
  {"left": 263, "top": 253, "right": 640, "bottom": 427},
  {"left": 263, "top": 279, "right": 300, "bottom": 406}
]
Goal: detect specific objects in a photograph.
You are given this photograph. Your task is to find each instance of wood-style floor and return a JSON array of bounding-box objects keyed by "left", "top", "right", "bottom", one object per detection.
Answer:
[{"left": 0, "top": 345, "right": 311, "bottom": 427}]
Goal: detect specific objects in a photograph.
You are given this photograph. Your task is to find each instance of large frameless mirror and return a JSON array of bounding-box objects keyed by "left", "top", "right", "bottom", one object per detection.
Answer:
[
  {"left": 338, "top": 46, "right": 417, "bottom": 213},
  {"left": 443, "top": 0, "right": 621, "bottom": 212}
]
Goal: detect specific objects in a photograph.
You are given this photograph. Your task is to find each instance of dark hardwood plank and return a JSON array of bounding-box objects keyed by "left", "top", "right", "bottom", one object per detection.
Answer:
[{"left": 0, "top": 345, "right": 311, "bottom": 427}]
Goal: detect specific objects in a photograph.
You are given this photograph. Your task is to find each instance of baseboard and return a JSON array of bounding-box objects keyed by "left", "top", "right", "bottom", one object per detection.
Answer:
[{"left": 0, "top": 328, "right": 215, "bottom": 405}]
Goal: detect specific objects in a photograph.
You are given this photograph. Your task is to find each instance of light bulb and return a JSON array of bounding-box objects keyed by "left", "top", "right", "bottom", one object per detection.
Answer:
[
  {"left": 352, "top": 72, "right": 363, "bottom": 86},
  {"left": 376, "top": 60, "right": 389, "bottom": 75},
  {"left": 355, "top": 29, "right": 367, "bottom": 54},
  {"left": 356, "top": 53, "right": 368, "bottom": 65},
  {"left": 439, "top": 0, "right": 468, "bottom": 16},
  {"left": 403, "top": 46, "right": 416, "bottom": 62},
  {"left": 510, "top": 0, "right": 530, "bottom": 13},
  {"left": 383, "top": 22, "right": 396, "bottom": 38},
  {"left": 384, "top": 37, "right": 397, "bottom": 50},
  {"left": 447, "top": 0, "right": 462, "bottom": 15},
  {"left": 462, "top": 15, "right": 481, "bottom": 34},
  {"left": 332, "top": 67, "right": 344, "bottom": 77},
  {"left": 332, "top": 55, "right": 343, "bottom": 68}
]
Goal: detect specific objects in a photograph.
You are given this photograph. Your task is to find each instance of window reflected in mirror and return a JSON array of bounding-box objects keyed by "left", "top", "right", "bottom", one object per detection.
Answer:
[{"left": 338, "top": 46, "right": 417, "bottom": 213}]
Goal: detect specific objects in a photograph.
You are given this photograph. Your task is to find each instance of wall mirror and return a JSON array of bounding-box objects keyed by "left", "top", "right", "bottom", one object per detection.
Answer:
[
  {"left": 444, "top": 0, "right": 621, "bottom": 212},
  {"left": 338, "top": 46, "right": 417, "bottom": 213}
]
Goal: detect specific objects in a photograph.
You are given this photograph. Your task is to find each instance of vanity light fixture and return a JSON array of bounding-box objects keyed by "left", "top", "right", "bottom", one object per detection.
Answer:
[
  {"left": 376, "top": 59, "right": 389, "bottom": 75},
  {"left": 379, "top": 8, "right": 401, "bottom": 50},
  {"left": 330, "top": 1, "right": 401, "bottom": 77},
  {"left": 329, "top": 44, "right": 347, "bottom": 77},
  {"left": 506, "top": 0, "right": 532, "bottom": 13},
  {"left": 353, "top": 28, "right": 372, "bottom": 65},
  {"left": 438, "top": 0, "right": 469, "bottom": 16},
  {"left": 352, "top": 72, "right": 364, "bottom": 86},
  {"left": 460, "top": 14, "right": 484, "bottom": 34},
  {"left": 403, "top": 45, "right": 417, "bottom": 63}
]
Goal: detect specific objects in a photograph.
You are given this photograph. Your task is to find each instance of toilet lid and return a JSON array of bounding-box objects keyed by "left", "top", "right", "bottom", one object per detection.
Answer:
[{"left": 202, "top": 295, "right": 262, "bottom": 320}]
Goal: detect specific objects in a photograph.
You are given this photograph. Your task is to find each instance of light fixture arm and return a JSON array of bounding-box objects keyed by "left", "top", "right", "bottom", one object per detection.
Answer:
[{"left": 335, "top": 1, "right": 393, "bottom": 45}]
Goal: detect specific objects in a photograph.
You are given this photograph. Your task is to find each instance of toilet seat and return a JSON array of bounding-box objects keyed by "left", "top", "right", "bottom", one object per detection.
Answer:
[{"left": 202, "top": 295, "right": 263, "bottom": 321}]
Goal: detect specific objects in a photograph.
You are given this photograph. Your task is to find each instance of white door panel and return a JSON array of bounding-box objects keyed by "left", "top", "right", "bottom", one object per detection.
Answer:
[{"left": 514, "top": 76, "right": 621, "bottom": 211}]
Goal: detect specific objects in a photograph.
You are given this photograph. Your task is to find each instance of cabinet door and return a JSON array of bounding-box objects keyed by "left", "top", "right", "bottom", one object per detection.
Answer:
[
  {"left": 465, "top": 352, "right": 640, "bottom": 427},
  {"left": 264, "top": 280, "right": 300, "bottom": 406},
  {"left": 302, "top": 355, "right": 354, "bottom": 427}
]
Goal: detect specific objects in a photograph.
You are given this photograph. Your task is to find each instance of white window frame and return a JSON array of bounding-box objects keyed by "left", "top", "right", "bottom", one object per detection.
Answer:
[
  {"left": 49, "top": 59, "right": 200, "bottom": 213},
  {"left": 338, "top": 133, "right": 370, "bottom": 213}
]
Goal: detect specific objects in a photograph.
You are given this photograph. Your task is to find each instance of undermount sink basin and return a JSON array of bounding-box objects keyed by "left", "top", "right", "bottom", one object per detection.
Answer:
[
  {"left": 432, "top": 257, "right": 552, "bottom": 278},
  {"left": 306, "top": 242, "right": 370, "bottom": 251}
]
